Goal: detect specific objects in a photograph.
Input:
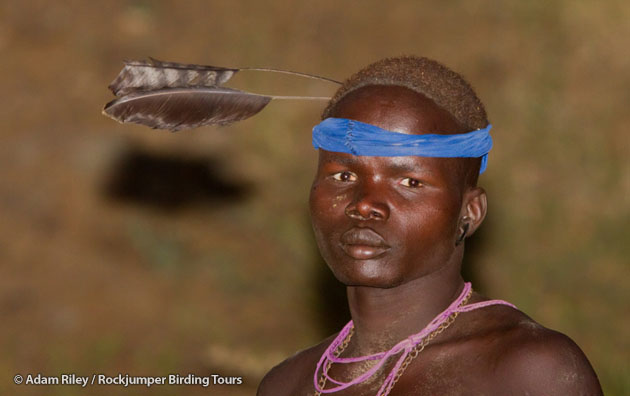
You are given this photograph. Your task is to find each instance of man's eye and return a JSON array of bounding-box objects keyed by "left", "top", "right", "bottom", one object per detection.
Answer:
[
  {"left": 332, "top": 171, "right": 357, "bottom": 182},
  {"left": 400, "top": 177, "right": 423, "bottom": 188}
]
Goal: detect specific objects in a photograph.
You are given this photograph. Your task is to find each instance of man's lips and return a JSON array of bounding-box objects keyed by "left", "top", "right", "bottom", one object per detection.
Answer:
[{"left": 339, "top": 227, "right": 391, "bottom": 260}]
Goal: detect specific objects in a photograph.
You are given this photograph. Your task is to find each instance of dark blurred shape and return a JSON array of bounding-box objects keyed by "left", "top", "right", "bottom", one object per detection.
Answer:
[{"left": 103, "top": 146, "right": 251, "bottom": 210}]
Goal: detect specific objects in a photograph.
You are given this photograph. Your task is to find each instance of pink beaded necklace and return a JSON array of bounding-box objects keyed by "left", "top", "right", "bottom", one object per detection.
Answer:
[{"left": 313, "top": 282, "right": 516, "bottom": 395}]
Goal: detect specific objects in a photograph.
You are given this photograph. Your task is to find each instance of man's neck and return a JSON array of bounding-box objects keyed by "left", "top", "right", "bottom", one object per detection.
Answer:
[{"left": 345, "top": 262, "right": 465, "bottom": 356}]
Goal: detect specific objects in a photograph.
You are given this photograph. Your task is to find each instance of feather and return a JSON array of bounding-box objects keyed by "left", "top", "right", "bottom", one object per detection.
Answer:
[
  {"left": 108, "top": 58, "right": 341, "bottom": 96},
  {"left": 104, "top": 58, "right": 337, "bottom": 131},
  {"left": 103, "top": 87, "right": 272, "bottom": 131},
  {"left": 109, "top": 58, "right": 238, "bottom": 96}
]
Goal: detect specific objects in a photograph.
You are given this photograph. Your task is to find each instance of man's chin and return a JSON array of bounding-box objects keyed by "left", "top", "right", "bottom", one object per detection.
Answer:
[{"left": 327, "top": 264, "right": 403, "bottom": 289}]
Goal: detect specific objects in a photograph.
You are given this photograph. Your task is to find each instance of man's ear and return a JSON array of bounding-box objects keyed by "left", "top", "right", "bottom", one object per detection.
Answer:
[{"left": 459, "top": 187, "right": 487, "bottom": 238}]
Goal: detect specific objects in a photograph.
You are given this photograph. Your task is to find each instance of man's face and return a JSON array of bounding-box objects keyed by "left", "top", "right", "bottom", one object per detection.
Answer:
[{"left": 309, "top": 85, "right": 472, "bottom": 288}]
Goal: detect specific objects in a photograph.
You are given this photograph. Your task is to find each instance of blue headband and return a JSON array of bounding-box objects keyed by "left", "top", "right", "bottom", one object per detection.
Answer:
[{"left": 312, "top": 118, "right": 493, "bottom": 173}]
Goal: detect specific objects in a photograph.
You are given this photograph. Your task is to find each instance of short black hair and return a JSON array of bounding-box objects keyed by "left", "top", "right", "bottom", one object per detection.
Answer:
[
  {"left": 322, "top": 56, "right": 489, "bottom": 186},
  {"left": 322, "top": 56, "right": 488, "bottom": 131}
]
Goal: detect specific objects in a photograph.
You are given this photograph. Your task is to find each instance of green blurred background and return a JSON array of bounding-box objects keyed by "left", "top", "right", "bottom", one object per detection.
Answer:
[{"left": 2, "top": 1, "right": 628, "bottom": 395}]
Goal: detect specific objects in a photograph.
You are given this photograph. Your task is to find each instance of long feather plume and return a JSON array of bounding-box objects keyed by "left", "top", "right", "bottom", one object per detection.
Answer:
[
  {"left": 109, "top": 57, "right": 341, "bottom": 97},
  {"left": 103, "top": 87, "right": 273, "bottom": 131},
  {"left": 109, "top": 58, "right": 239, "bottom": 96},
  {"left": 103, "top": 58, "right": 336, "bottom": 131}
]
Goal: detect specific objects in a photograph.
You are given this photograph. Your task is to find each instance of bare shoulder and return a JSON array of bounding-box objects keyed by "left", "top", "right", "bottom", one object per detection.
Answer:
[
  {"left": 257, "top": 334, "right": 335, "bottom": 396},
  {"left": 488, "top": 309, "right": 603, "bottom": 395}
]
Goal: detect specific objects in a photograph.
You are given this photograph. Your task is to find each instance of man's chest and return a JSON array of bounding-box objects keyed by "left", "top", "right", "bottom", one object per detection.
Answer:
[{"left": 294, "top": 347, "right": 500, "bottom": 396}]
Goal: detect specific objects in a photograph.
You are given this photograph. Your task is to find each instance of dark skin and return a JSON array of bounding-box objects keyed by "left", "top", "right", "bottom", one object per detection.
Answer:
[{"left": 258, "top": 85, "right": 602, "bottom": 395}]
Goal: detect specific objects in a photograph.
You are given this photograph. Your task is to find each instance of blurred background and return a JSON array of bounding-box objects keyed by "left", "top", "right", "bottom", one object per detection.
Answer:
[{"left": 2, "top": 1, "right": 628, "bottom": 395}]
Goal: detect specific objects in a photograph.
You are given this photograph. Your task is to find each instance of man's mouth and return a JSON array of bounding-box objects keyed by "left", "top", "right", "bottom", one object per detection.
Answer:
[{"left": 339, "top": 227, "right": 391, "bottom": 260}]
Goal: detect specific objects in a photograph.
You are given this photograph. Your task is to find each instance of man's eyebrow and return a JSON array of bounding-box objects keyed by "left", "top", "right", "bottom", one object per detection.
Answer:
[
  {"left": 387, "top": 162, "right": 418, "bottom": 173},
  {"left": 322, "top": 155, "right": 438, "bottom": 176},
  {"left": 321, "top": 156, "right": 357, "bottom": 166},
  {"left": 386, "top": 157, "right": 434, "bottom": 174}
]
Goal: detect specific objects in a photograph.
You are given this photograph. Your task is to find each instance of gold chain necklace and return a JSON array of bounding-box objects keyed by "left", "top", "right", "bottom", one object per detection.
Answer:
[{"left": 314, "top": 289, "right": 472, "bottom": 396}]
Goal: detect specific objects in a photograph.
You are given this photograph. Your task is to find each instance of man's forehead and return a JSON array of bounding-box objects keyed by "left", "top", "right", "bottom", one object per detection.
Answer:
[{"left": 331, "top": 85, "right": 466, "bottom": 136}]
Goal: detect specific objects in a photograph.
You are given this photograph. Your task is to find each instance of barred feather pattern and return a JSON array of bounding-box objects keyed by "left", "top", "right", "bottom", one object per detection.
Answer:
[
  {"left": 109, "top": 58, "right": 238, "bottom": 96},
  {"left": 103, "top": 87, "right": 272, "bottom": 131}
]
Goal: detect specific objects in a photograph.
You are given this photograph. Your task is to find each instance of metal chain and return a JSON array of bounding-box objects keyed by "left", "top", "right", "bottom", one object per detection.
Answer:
[
  {"left": 315, "top": 289, "right": 472, "bottom": 396},
  {"left": 316, "top": 327, "right": 354, "bottom": 395},
  {"left": 383, "top": 291, "right": 470, "bottom": 395}
]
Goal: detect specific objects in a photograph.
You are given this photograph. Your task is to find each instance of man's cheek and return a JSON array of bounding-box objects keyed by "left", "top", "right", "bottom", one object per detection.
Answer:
[{"left": 312, "top": 190, "right": 346, "bottom": 218}]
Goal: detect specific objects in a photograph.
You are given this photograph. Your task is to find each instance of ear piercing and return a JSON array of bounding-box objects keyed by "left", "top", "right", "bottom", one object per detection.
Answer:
[{"left": 456, "top": 220, "right": 470, "bottom": 246}]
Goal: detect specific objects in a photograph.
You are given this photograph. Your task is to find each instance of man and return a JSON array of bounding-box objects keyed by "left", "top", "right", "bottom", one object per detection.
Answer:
[{"left": 257, "top": 56, "right": 602, "bottom": 395}]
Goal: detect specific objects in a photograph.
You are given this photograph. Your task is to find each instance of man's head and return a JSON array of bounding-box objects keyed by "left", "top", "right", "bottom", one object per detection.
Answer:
[
  {"left": 309, "top": 56, "right": 489, "bottom": 288},
  {"left": 323, "top": 56, "right": 489, "bottom": 188},
  {"left": 323, "top": 56, "right": 488, "bottom": 128}
]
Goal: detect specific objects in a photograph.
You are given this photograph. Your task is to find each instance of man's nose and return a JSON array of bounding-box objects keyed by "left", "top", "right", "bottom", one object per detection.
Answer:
[{"left": 345, "top": 184, "right": 390, "bottom": 221}]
